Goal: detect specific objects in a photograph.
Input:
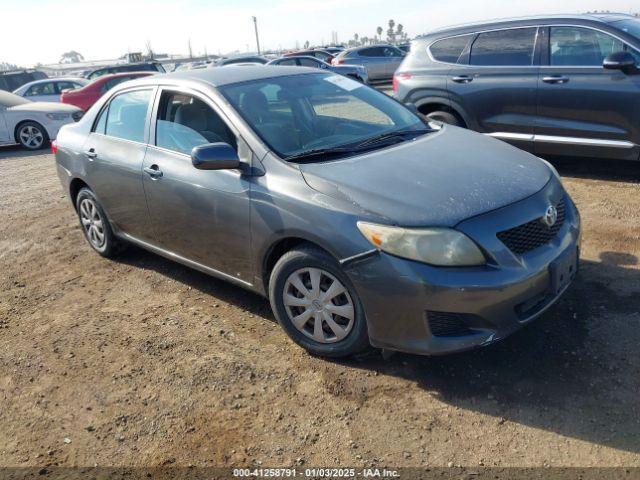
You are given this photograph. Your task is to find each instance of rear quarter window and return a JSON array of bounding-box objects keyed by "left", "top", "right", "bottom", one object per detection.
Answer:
[
  {"left": 430, "top": 35, "right": 473, "bottom": 63},
  {"left": 470, "top": 28, "right": 537, "bottom": 66}
]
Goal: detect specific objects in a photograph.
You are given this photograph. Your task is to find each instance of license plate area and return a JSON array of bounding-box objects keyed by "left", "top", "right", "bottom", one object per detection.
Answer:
[{"left": 549, "top": 247, "right": 578, "bottom": 295}]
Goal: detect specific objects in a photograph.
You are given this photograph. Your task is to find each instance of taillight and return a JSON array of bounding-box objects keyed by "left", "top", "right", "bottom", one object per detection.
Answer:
[
  {"left": 393, "top": 72, "right": 412, "bottom": 93},
  {"left": 334, "top": 58, "right": 344, "bottom": 65},
  {"left": 51, "top": 140, "right": 58, "bottom": 155}
]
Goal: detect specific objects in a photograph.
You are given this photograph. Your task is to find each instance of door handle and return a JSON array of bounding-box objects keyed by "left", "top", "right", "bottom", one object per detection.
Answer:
[
  {"left": 452, "top": 75, "right": 473, "bottom": 84},
  {"left": 143, "top": 165, "right": 163, "bottom": 179},
  {"left": 85, "top": 149, "right": 97, "bottom": 160},
  {"left": 542, "top": 75, "right": 570, "bottom": 84}
]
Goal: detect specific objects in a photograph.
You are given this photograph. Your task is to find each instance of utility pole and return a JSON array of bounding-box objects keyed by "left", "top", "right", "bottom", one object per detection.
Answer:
[{"left": 252, "top": 16, "right": 261, "bottom": 54}]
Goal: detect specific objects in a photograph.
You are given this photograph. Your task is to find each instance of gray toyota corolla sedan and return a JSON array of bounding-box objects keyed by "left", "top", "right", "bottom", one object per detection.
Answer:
[{"left": 53, "top": 66, "right": 580, "bottom": 358}]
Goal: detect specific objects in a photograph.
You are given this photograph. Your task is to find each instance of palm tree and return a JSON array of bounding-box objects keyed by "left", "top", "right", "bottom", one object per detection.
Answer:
[
  {"left": 387, "top": 19, "right": 396, "bottom": 43},
  {"left": 354, "top": 33, "right": 359, "bottom": 46},
  {"left": 376, "top": 26, "right": 383, "bottom": 42},
  {"left": 397, "top": 24, "right": 404, "bottom": 41}
]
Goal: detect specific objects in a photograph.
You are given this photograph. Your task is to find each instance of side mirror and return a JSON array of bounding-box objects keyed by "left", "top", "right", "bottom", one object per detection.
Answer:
[
  {"left": 191, "top": 143, "right": 240, "bottom": 170},
  {"left": 603, "top": 51, "right": 637, "bottom": 73}
]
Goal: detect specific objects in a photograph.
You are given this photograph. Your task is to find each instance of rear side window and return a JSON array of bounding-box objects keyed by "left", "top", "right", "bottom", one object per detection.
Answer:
[
  {"left": 470, "top": 28, "right": 537, "bottom": 66},
  {"left": 430, "top": 35, "right": 472, "bottom": 63},
  {"left": 277, "top": 58, "right": 298, "bottom": 66},
  {"left": 104, "top": 89, "right": 152, "bottom": 143},
  {"left": 298, "top": 58, "right": 321, "bottom": 68},
  {"left": 25, "top": 82, "right": 55, "bottom": 96},
  {"left": 359, "top": 47, "right": 384, "bottom": 57}
]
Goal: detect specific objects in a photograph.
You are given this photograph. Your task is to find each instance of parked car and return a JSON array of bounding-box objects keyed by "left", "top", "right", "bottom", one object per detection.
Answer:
[
  {"left": 0, "top": 70, "right": 47, "bottom": 92},
  {"left": 85, "top": 62, "right": 165, "bottom": 80},
  {"left": 332, "top": 45, "right": 405, "bottom": 82},
  {"left": 60, "top": 72, "right": 156, "bottom": 111},
  {"left": 216, "top": 56, "right": 268, "bottom": 66},
  {"left": 53, "top": 67, "right": 579, "bottom": 358},
  {"left": 283, "top": 49, "right": 335, "bottom": 63},
  {"left": 394, "top": 13, "right": 640, "bottom": 161},
  {"left": 13, "top": 78, "right": 89, "bottom": 103},
  {"left": 268, "top": 56, "right": 369, "bottom": 83},
  {"left": 0, "top": 91, "right": 82, "bottom": 150}
]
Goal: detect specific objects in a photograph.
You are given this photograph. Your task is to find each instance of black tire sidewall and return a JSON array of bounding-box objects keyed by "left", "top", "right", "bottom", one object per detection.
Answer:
[
  {"left": 75, "top": 188, "right": 118, "bottom": 258},
  {"left": 269, "top": 246, "right": 370, "bottom": 358},
  {"left": 17, "top": 121, "right": 49, "bottom": 150},
  {"left": 425, "top": 111, "right": 461, "bottom": 127}
]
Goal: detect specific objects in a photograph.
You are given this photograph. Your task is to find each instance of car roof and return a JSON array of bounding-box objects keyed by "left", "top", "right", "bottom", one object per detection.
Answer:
[
  {"left": 127, "top": 65, "right": 318, "bottom": 88},
  {"left": 23, "top": 77, "right": 86, "bottom": 85},
  {"left": 343, "top": 44, "right": 398, "bottom": 53},
  {"left": 418, "top": 13, "right": 637, "bottom": 38},
  {"left": 92, "top": 71, "right": 156, "bottom": 82}
]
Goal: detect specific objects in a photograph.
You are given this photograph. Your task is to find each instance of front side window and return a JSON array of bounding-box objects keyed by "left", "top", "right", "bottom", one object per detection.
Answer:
[
  {"left": 155, "top": 91, "right": 237, "bottom": 155},
  {"left": 550, "top": 26, "right": 638, "bottom": 66},
  {"left": 298, "top": 58, "right": 321, "bottom": 68},
  {"left": 219, "top": 73, "right": 425, "bottom": 160},
  {"left": 359, "top": 47, "right": 383, "bottom": 57},
  {"left": 278, "top": 58, "right": 298, "bottom": 66},
  {"left": 104, "top": 89, "right": 152, "bottom": 143},
  {"left": 430, "top": 35, "right": 473, "bottom": 63},
  {"left": 470, "top": 28, "right": 537, "bottom": 66}
]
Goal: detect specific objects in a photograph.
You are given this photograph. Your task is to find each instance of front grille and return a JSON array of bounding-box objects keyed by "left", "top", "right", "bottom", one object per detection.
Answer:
[
  {"left": 497, "top": 199, "right": 566, "bottom": 255},
  {"left": 426, "top": 311, "right": 474, "bottom": 337}
]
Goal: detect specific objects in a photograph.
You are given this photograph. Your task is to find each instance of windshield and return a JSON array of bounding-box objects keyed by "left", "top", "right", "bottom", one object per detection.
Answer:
[
  {"left": 0, "top": 90, "right": 31, "bottom": 108},
  {"left": 219, "top": 73, "right": 426, "bottom": 160},
  {"left": 613, "top": 18, "right": 640, "bottom": 41}
]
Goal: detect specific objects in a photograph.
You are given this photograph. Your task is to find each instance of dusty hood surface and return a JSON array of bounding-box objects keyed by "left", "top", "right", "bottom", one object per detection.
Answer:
[{"left": 300, "top": 126, "right": 552, "bottom": 227}]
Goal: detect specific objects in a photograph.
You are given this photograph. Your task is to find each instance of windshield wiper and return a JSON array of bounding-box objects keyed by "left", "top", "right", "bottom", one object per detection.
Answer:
[
  {"left": 355, "top": 128, "right": 432, "bottom": 148},
  {"left": 285, "top": 146, "right": 356, "bottom": 162}
]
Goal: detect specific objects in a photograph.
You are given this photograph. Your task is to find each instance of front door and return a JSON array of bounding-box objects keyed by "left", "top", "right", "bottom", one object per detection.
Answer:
[
  {"left": 535, "top": 26, "right": 640, "bottom": 160},
  {"left": 82, "top": 88, "right": 155, "bottom": 240},
  {"left": 142, "top": 88, "right": 253, "bottom": 283},
  {"left": 447, "top": 27, "right": 540, "bottom": 152}
]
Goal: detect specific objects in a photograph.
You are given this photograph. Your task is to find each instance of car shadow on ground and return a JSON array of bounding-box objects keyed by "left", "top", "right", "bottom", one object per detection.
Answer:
[
  {"left": 0, "top": 144, "right": 50, "bottom": 160},
  {"left": 546, "top": 156, "right": 640, "bottom": 183},
  {"left": 342, "top": 254, "right": 640, "bottom": 454},
  {"left": 114, "top": 244, "right": 640, "bottom": 454}
]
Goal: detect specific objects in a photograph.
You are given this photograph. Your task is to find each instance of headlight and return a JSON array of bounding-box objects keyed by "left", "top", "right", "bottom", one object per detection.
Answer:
[
  {"left": 46, "top": 113, "right": 70, "bottom": 121},
  {"left": 357, "top": 221, "right": 486, "bottom": 266}
]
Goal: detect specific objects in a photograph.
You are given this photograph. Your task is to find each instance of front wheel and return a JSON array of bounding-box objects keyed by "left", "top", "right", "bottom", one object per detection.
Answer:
[
  {"left": 17, "top": 121, "right": 49, "bottom": 150},
  {"left": 269, "top": 246, "right": 370, "bottom": 358}
]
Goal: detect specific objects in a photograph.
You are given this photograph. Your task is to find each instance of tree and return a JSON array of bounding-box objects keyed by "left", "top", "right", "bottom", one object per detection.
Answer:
[
  {"left": 59, "top": 51, "right": 84, "bottom": 64},
  {"left": 0, "top": 62, "right": 20, "bottom": 72},
  {"left": 145, "top": 41, "right": 155, "bottom": 60},
  {"left": 397, "top": 24, "right": 404, "bottom": 40},
  {"left": 361, "top": 36, "right": 369, "bottom": 46},
  {"left": 354, "top": 33, "right": 359, "bottom": 46},
  {"left": 376, "top": 26, "right": 383, "bottom": 42},
  {"left": 387, "top": 19, "right": 396, "bottom": 44},
  {"left": 304, "top": 40, "right": 310, "bottom": 49}
]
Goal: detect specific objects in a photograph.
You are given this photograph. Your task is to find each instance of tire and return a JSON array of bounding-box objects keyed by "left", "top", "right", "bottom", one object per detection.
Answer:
[
  {"left": 75, "top": 188, "right": 121, "bottom": 258},
  {"left": 16, "top": 121, "right": 49, "bottom": 150},
  {"left": 424, "top": 110, "right": 462, "bottom": 127},
  {"left": 269, "top": 245, "right": 370, "bottom": 358}
]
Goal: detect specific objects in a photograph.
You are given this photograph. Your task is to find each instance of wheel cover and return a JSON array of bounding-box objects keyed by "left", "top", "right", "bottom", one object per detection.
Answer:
[
  {"left": 19, "top": 125, "right": 44, "bottom": 149},
  {"left": 79, "top": 198, "right": 106, "bottom": 249},
  {"left": 282, "top": 267, "right": 355, "bottom": 344}
]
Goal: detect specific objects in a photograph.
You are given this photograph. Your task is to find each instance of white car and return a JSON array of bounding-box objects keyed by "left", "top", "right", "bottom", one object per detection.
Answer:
[
  {"left": 0, "top": 91, "right": 83, "bottom": 150},
  {"left": 12, "top": 77, "right": 88, "bottom": 103}
]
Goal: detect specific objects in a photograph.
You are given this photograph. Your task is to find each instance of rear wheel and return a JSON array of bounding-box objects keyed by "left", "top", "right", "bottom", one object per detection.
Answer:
[
  {"left": 75, "top": 188, "right": 121, "bottom": 258},
  {"left": 16, "top": 121, "right": 49, "bottom": 150},
  {"left": 269, "top": 246, "right": 370, "bottom": 358},
  {"left": 424, "top": 110, "right": 462, "bottom": 127}
]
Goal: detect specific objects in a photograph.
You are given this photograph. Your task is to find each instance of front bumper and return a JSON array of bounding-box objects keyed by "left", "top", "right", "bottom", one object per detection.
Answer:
[{"left": 345, "top": 182, "right": 581, "bottom": 356}]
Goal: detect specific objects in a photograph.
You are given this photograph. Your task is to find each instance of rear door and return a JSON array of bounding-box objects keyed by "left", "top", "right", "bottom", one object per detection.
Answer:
[
  {"left": 446, "top": 27, "right": 540, "bottom": 152},
  {"left": 535, "top": 25, "right": 640, "bottom": 160},
  {"left": 82, "top": 87, "right": 155, "bottom": 240}
]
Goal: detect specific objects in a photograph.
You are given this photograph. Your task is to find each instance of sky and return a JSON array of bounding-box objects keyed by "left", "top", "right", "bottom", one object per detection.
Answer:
[{"left": 0, "top": 0, "right": 638, "bottom": 66}]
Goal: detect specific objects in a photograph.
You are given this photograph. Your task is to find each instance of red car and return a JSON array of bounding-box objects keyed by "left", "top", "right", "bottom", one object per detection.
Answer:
[
  {"left": 60, "top": 72, "right": 156, "bottom": 111},
  {"left": 283, "top": 49, "right": 335, "bottom": 64}
]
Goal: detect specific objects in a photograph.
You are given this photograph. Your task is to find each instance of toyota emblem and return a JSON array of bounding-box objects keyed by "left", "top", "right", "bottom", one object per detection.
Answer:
[{"left": 543, "top": 205, "right": 558, "bottom": 228}]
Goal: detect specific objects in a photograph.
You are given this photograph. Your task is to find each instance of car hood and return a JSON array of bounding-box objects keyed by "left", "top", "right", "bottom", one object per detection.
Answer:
[
  {"left": 300, "top": 126, "right": 552, "bottom": 227},
  {"left": 8, "top": 102, "right": 81, "bottom": 114}
]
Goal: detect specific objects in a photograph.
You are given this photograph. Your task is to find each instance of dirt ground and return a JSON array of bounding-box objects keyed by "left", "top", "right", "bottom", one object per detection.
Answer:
[{"left": 1, "top": 145, "right": 640, "bottom": 472}]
